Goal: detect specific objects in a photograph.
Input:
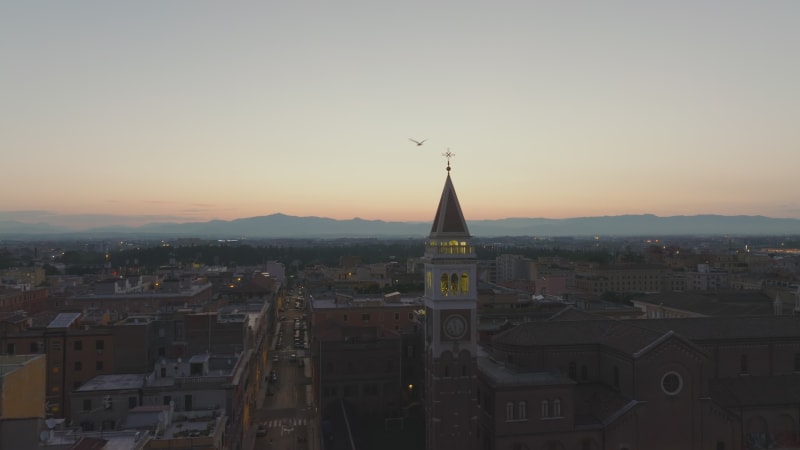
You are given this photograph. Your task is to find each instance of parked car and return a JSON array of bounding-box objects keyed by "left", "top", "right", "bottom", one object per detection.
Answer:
[{"left": 256, "top": 422, "right": 268, "bottom": 437}]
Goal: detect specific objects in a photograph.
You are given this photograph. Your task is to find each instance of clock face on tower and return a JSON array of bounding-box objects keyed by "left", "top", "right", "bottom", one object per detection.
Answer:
[{"left": 443, "top": 313, "right": 468, "bottom": 340}]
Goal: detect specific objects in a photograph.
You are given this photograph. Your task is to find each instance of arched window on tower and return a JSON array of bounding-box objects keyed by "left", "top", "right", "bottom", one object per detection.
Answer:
[
  {"left": 460, "top": 272, "right": 469, "bottom": 294},
  {"left": 450, "top": 274, "right": 459, "bottom": 295},
  {"left": 440, "top": 274, "right": 449, "bottom": 296}
]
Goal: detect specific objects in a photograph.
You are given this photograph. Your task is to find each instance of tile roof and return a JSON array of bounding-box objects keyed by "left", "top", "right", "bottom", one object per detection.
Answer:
[
  {"left": 633, "top": 290, "right": 782, "bottom": 316},
  {"left": 710, "top": 374, "right": 800, "bottom": 406},
  {"left": 492, "top": 319, "right": 668, "bottom": 356},
  {"left": 626, "top": 316, "right": 800, "bottom": 341}
]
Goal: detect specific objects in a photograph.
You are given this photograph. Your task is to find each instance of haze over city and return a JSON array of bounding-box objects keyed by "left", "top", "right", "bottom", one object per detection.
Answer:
[{"left": 2, "top": 2, "right": 799, "bottom": 229}]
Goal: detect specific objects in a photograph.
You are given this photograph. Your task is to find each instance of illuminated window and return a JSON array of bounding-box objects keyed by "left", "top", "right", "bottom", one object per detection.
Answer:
[
  {"left": 460, "top": 273, "right": 469, "bottom": 293},
  {"left": 440, "top": 274, "right": 449, "bottom": 295}
]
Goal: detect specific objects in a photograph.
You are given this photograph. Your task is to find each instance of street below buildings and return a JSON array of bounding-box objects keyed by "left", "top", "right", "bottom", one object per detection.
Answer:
[{"left": 248, "top": 292, "right": 317, "bottom": 450}]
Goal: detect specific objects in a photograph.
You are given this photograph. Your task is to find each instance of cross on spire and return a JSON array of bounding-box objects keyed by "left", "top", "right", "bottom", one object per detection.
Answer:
[{"left": 442, "top": 149, "right": 455, "bottom": 172}]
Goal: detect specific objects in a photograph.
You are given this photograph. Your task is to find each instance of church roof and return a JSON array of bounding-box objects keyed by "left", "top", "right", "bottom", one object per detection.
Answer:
[{"left": 429, "top": 173, "right": 470, "bottom": 238}]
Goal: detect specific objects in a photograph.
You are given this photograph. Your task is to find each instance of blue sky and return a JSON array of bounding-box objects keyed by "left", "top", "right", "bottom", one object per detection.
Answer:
[{"left": 1, "top": 2, "right": 799, "bottom": 228}]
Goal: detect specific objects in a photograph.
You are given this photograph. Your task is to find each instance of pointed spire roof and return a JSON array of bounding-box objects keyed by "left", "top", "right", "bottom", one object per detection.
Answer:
[{"left": 429, "top": 172, "right": 471, "bottom": 239}]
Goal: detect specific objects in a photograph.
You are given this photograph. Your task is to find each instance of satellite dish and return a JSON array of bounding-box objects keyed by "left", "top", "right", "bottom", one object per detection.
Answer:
[{"left": 39, "top": 431, "right": 50, "bottom": 442}]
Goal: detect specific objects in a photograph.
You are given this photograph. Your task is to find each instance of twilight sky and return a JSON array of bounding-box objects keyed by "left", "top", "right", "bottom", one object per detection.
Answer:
[{"left": 2, "top": 2, "right": 799, "bottom": 228}]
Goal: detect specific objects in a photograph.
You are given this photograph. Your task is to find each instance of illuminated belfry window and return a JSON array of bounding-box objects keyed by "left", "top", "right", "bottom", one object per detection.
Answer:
[
  {"left": 440, "top": 274, "right": 450, "bottom": 295},
  {"left": 427, "top": 239, "right": 474, "bottom": 256},
  {"left": 438, "top": 272, "right": 471, "bottom": 296}
]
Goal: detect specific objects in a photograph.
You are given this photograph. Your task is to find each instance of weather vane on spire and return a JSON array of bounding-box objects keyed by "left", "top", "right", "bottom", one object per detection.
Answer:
[{"left": 442, "top": 149, "right": 455, "bottom": 172}]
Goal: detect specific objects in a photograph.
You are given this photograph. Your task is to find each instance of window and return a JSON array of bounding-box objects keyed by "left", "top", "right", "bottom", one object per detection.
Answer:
[
  {"left": 96, "top": 361, "right": 104, "bottom": 371},
  {"left": 160, "top": 367, "right": 167, "bottom": 378},
  {"left": 661, "top": 372, "right": 683, "bottom": 395},
  {"left": 157, "top": 346, "right": 165, "bottom": 357},
  {"left": 740, "top": 355, "right": 749, "bottom": 374},
  {"left": 6, "top": 343, "right": 14, "bottom": 354},
  {"left": 518, "top": 401, "right": 527, "bottom": 420},
  {"left": 343, "top": 314, "right": 348, "bottom": 322},
  {"left": 440, "top": 274, "right": 449, "bottom": 295},
  {"left": 408, "top": 312, "right": 414, "bottom": 320},
  {"left": 581, "top": 365, "right": 589, "bottom": 381},
  {"left": 323, "top": 386, "right": 337, "bottom": 397},
  {"left": 506, "top": 402, "right": 514, "bottom": 420},
  {"left": 343, "top": 385, "right": 358, "bottom": 397},
  {"left": 460, "top": 273, "right": 469, "bottom": 294},
  {"left": 163, "top": 395, "right": 172, "bottom": 406},
  {"left": 73, "top": 381, "right": 82, "bottom": 389},
  {"left": 568, "top": 362, "right": 577, "bottom": 380},
  {"left": 129, "top": 396, "right": 138, "bottom": 409},
  {"left": 361, "top": 313, "right": 370, "bottom": 322},
  {"left": 364, "top": 384, "right": 378, "bottom": 396},
  {"left": 73, "top": 340, "right": 83, "bottom": 351},
  {"left": 83, "top": 399, "right": 92, "bottom": 411},
  {"left": 95, "top": 340, "right": 104, "bottom": 351},
  {"left": 553, "top": 398, "right": 561, "bottom": 416},
  {"left": 74, "top": 361, "right": 83, "bottom": 371},
  {"left": 30, "top": 342, "right": 39, "bottom": 353},
  {"left": 541, "top": 400, "right": 549, "bottom": 417},
  {"left": 51, "top": 340, "right": 61, "bottom": 352},
  {"left": 394, "top": 312, "right": 400, "bottom": 321}
]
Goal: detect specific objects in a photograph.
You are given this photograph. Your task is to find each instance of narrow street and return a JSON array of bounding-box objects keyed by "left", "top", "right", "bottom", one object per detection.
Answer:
[{"left": 248, "top": 292, "right": 317, "bottom": 450}]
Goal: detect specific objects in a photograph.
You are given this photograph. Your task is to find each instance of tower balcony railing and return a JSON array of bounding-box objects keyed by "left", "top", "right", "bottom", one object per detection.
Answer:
[{"left": 425, "top": 242, "right": 475, "bottom": 257}]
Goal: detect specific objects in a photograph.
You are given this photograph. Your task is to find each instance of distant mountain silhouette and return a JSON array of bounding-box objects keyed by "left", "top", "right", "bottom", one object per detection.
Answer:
[{"left": 0, "top": 213, "right": 799, "bottom": 238}]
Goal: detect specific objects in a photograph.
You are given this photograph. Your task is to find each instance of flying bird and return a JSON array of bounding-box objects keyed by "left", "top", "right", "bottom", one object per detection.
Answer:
[{"left": 409, "top": 138, "right": 427, "bottom": 146}]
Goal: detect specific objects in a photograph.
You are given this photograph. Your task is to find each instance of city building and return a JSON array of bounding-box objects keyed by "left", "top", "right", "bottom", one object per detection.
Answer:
[{"left": 0, "top": 353, "right": 47, "bottom": 450}]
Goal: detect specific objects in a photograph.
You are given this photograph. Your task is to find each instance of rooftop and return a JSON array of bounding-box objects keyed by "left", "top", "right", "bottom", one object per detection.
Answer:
[{"left": 76, "top": 374, "right": 147, "bottom": 392}]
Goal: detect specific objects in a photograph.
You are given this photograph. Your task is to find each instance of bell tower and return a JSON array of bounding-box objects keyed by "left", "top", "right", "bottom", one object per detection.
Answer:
[{"left": 423, "top": 152, "right": 478, "bottom": 450}]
